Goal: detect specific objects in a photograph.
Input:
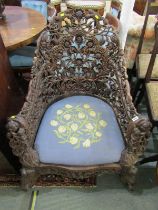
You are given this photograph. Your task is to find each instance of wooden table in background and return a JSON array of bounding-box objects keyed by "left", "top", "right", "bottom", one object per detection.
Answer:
[{"left": 0, "top": 6, "right": 47, "bottom": 51}]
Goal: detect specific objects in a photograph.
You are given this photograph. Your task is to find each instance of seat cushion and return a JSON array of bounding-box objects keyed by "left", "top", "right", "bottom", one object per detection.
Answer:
[
  {"left": 35, "top": 96, "right": 125, "bottom": 166},
  {"left": 50, "top": 0, "right": 62, "bottom": 6},
  {"left": 137, "top": 54, "right": 158, "bottom": 79},
  {"left": 9, "top": 46, "right": 35, "bottom": 68},
  {"left": 146, "top": 82, "right": 158, "bottom": 121},
  {"left": 66, "top": 0, "right": 105, "bottom": 10}
]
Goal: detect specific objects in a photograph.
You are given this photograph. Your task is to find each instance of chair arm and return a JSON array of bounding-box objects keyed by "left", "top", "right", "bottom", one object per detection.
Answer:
[
  {"left": 126, "top": 117, "right": 152, "bottom": 155},
  {"left": 7, "top": 115, "right": 39, "bottom": 167}
]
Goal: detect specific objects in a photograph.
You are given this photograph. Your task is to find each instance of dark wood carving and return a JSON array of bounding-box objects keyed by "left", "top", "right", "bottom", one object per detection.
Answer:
[{"left": 7, "top": 9, "right": 151, "bottom": 190}]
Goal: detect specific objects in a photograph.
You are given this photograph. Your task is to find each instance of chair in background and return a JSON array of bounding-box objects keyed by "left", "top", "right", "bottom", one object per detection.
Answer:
[
  {"left": 110, "top": 0, "right": 122, "bottom": 18},
  {"left": 49, "top": 0, "right": 61, "bottom": 13},
  {"left": 7, "top": 9, "right": 151, "bottom": 190},
  {"left": 66, "top": 0, "right": 105, "bottom": 16},
  {"left": 132, "top": 0, "right": 158, "bottom": 105},
  {"left": 135, "top": 22, "right": 158, "bottom": 179},
  {"left": 144, "top": 21, "right": 158, "bottom": 132},
  {"left": 133, "top": 0, "right": 147, "bottom": 16}
]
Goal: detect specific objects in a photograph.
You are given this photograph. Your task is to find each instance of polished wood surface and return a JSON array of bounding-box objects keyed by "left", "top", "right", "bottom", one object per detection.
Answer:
[
  {"left": 0, "top": 6, "right": 47, "bottom": 51},
  {"left": 0, "top": 33, "right": 22, "bottom": 171}
]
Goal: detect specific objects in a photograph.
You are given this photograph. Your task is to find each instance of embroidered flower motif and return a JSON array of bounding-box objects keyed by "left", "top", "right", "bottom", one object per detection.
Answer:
[
  {"left": 50, "top": 120, "right": 58, "bottom": 126},
  {"left": 95, "top": 131, "right": 102, "bottom": 137},
  {"left": 64, "top": 114, "right": 71, "bottom": 120},
  {"left": 83, "top": 104, "right": 90, "bottom": 109},
  {"left": 65, "top": 104, "right": 73, "bottom": 109},
  {"left": 57, "top": 109, "right": 63, "bottom": 115},
  {"left": 83, "top": 139, "right": 91, "bottom": 148},
  {"left": 71, "top": 123, "right": 78, "bottom": 131},
  {"left": 85, "top": 123, "right": 93, "bottom": 130},
  {"left": 69, "top": 137, "right": 78, "bottom": 145},
  {"left": 99, "top": 120, "right": 107, "bottom": 127},
  {"left": 50, "top": 103, "right": 107, "bottom": 149},
  {"left": 89, "top": 111, "right": 96, "bottom": 117},
  {"left": 58, "top": 125, "right": 66, "bottom": 133},
  {"left": 78, "top": 112, "right": 85, "bottom": 119}
]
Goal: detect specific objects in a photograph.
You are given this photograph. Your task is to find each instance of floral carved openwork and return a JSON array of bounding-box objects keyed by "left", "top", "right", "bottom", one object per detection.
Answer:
[{"left": 7, "top": 9, "right": 151, "bottom": 189}]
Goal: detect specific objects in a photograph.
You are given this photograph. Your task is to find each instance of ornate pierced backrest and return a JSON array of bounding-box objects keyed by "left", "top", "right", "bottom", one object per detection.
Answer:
[{"left": 24, "top": 10, "right": 137, "bottom": 142}]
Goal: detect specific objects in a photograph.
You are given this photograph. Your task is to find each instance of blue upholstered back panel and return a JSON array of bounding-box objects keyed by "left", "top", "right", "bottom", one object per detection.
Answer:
[
  {"left": 35, "top": 96, "right": 125, "bottom": 166},
  {"left": 21, "top": 0, "right": 47, "bottom": 19}
]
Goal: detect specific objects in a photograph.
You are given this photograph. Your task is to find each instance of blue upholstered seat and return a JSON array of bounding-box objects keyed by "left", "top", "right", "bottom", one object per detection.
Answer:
[
  {"left": 21, "top": 0, "right": 48, "bottom": 19},
  {"left": 35, "top": 96, "right": 125, "bottom": 166},
  {"left": 9, "top": 46, "right": 35, "bottom": 68}
]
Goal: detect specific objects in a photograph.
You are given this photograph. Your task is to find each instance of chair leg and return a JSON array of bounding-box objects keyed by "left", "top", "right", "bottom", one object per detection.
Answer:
[
  {"left": 134, "top": 85, "right": 145, "bottom": 107},
  {"left": 156, "top": 162, "right": 158, "bottom": 184},
  {"left": 127, "top": 69, "right": 133, "bottom": 83},
  {"left": 132, "top": 79, "right": 143, "bottom": 102},
  {"left": 21, "top": 168, "right": 39, "bottom": 190},
  {"left": 120, "top": 165, "right": 138, "bottom": 191}
]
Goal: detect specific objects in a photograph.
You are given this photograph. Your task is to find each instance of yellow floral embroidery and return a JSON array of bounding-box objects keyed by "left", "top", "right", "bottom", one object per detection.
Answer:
[
  {"left": 85, "top": 123, "right": 93, "bottom": 130},
  {"left": 99, "top": 120, "right": 107, "bottom": 127},
  {"left": 70, "top": 137, "right": 78, "bottom": 145},
  {"left": 78, "top": 112, "right": 85, "bottom": 119},
  {"left": 71, "top": 123, "right": 78, "bottom": 131},
  {"left": 63, "top": 114, "right": 71, "bottom": 120},
  {"left": 57, "top": 109, "right": 63, "bottom": 115},
  {"left": 83, "top": 104, "right": 90, "bottom": 109},
  {"left": 89, "top": 111, "right": 96, "bottom": 117},
  {"left": 50, "top": 120, "right": 58, "bottom": 126},
  {"left": 83, "top": 139, "right": 91, "bottom": 148},
  {"left": 65, "top": 104, "right": 73, "bottom": 109},
  {"left": 50, "top": 103, "right": 107, "bottom": 149},
  {"left": 58, "top": 125, "right": 66, "bottom": 133}
]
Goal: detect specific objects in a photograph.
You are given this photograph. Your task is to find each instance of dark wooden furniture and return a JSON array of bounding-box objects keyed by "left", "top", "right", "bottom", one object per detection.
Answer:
[
  {"left": 134, "top": 0, "right": 147, "bottom": 15},
  {"left": 132, "top": 0, "right": 158, "bottom": 105},
  {"left": 7, "top": 9, "right": 151, "bottom": 190},
  {"left": 0, "top": 34, "right": 22, "bottom": 171},
  {"left": 135, "top": 21, "right": 158, "bottom": 183},
  {"left": 0, "top": 6, "right": 46, "bottom": 51},
  {"left": 4, "top": 0, "right": 21, "bottom": 6}
]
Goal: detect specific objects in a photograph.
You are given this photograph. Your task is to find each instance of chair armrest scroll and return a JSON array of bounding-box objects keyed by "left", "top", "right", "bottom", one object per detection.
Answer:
[
  {"left": 7, "top": 115, "right": 39, "bottom": 167},
  {"left": 126, "top": 117, "right": 152, "bottom": 155}
]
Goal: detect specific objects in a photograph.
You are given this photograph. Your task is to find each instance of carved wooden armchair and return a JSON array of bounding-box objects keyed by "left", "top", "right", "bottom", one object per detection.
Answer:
[{"left": 7, "top": 9, "right": 151, "bottom": 190}]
